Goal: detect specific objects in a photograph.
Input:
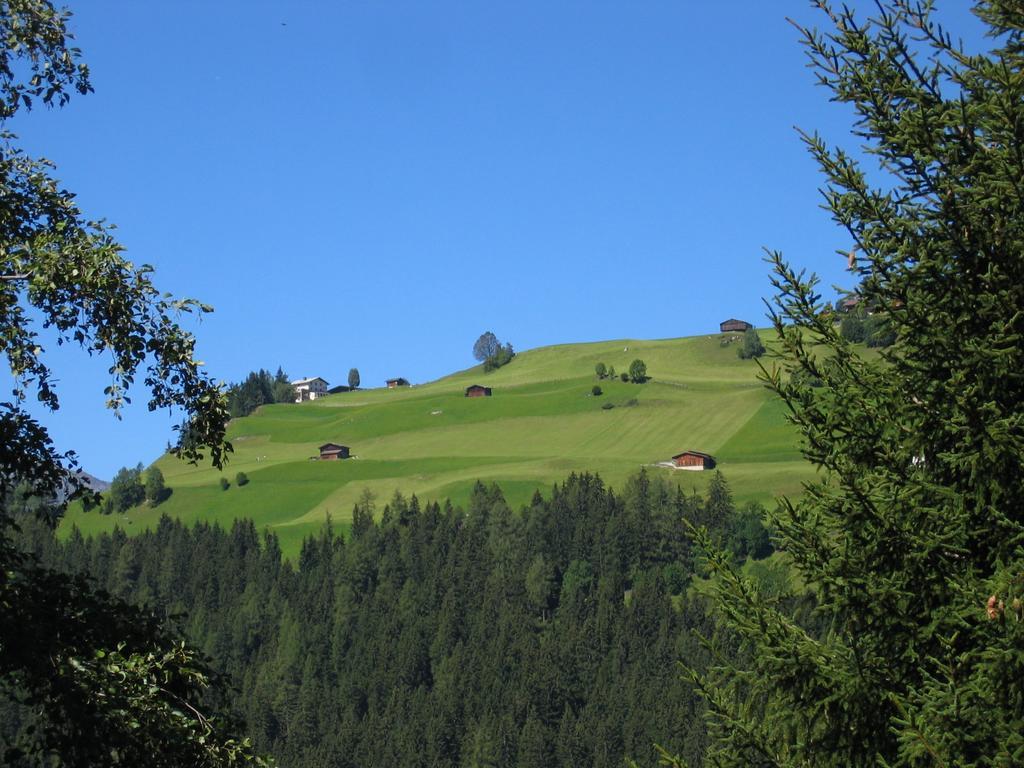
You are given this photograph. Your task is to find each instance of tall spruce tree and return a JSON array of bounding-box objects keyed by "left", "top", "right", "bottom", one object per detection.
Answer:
[{"left": 685, "top": 2, "right": 1024, "bottom": 766}]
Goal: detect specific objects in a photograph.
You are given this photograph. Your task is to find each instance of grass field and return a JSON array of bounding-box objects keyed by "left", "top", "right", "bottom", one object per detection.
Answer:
[{"left": 61, "top": 332, "right": 815, "bottom": 558}]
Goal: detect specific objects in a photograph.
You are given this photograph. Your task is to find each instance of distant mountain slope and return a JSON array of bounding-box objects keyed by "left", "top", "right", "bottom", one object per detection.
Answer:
[
  {"left": 61, "top": 333, "right": 812, "bottom": 556},
  {"left": 53, "top": 471, "right": 110, "bottom": 505},
  {"left": 79, "top": 471, "right": 111, "bottom": 492}
]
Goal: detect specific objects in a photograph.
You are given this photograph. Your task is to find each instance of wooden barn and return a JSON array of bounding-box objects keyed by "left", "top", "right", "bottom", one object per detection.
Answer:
[
  {"left": 319, "top": 443, "right": 351, "bottom": 461},
  {"left": 465, "top": 384, "right": 492, "bottom": 398},
  {"left": 720, "top": 318, "right": 752, "bottom": 333},
  {"left": 671, "top": 450, "right": 716, "bottom": 470},
  {"left": 836, "top": 294, "right": 862, "bottom": 313},
  {"left": 386, "top": 377, "right": 409, "bottom": 389}
]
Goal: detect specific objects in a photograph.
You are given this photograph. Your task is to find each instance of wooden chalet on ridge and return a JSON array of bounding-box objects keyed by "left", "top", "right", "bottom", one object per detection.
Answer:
[
  {"left": 386, "top": 377, "right": 410, "bottom": 389},
  {"left": 671, "top": 450, "right": 716, "bottom": 470},
  {"left": 465, "top": 384, "right": 492, "bottom": 398},
  {"left": 719, "top": 319, "right": 752, "bottom": 333},
  {"left": 319, "top": 443, "right": 350, "bottom": 461}
]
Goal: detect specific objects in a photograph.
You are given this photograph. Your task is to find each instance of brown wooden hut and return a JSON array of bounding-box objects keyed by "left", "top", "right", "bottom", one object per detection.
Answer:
[
  {"left": 465, "top": 384, "right": 492, "bottom": 397},
  {"left": 671, "top": 450, "right": 716, "bottom": 470},
  {"left": 837, "top": 294, "right": 862, "bottom": 313},
  {"left": 319, "top": 443, "right": 351, "bottom": 460},
  {"left": 385, "top": 377, "right": 409, "bottom": 388},
  {"left": 719, "top": 318, "right": 752, "bottom": 333}
]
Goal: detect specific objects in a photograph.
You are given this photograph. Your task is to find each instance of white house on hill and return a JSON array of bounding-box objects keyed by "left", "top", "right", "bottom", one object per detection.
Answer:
[{"left": 292, "top": 376, "right": 328, "bottom": 402}]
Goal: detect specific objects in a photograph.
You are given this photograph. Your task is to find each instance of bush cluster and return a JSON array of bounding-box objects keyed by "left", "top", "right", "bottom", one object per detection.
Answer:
[
  {"left": 103, "top": 465, "right": 170, "bottom": 513},
  {"left": 736, "top": 328, "right": 766, "bottom": 359},
  {"left": 628, "top": 359, "right": 647, "bottom": 383},
  {"left": 482, "top": 343, "right": 515, "bottom": 372}
]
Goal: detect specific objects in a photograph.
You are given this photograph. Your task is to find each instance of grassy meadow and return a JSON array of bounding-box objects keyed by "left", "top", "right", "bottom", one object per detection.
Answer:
[{"left": 61, "top": 332, "right": 815, "bottom": 558}]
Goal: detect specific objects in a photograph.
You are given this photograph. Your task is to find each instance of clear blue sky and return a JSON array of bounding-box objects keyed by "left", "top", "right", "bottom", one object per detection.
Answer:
[{"left": 9, "top": 1, "right": 983, "bottom": 480}]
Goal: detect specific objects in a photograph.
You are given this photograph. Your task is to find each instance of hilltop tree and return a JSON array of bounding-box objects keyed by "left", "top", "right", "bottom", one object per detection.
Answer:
[
  {"left": 737, "top": 327, "right": 766, "bottom": 359},
  {"left": 483, "top": 341, "right": 515, "bottom": 372},
  {"left": 348, "top": 367, "right": 360, "bottom": 389},
  {"left": 271, "top": 367, "right": 294, "bottom": 403},
  {"left": 472, "top": 331, "right": 500, "bottom": 362},
  {"left": 628, "top": 359, "right": 647, "bottom": 383},
  {"left": 473, "top": 331, "right": 516, "bottom": 372},
  {"left": 687, "top": 2, "right": 1024, "bottom": 766},
  {"left": 0, "top": 3, "right": 263, "bottom": 764}
]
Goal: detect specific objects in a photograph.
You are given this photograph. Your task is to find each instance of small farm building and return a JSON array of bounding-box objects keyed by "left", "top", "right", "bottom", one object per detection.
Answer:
[
  {"left": 719, "top": 319, "right": 752, "bottom": 333},
  {"left": 386, "top": 377, "right": 410, "bottom": 388},
  {"left": 319, "top": 443, "right": 350, "bottom": 460},
  {"left": 836, "top": 294, "right": 862, "bottom": 313},
  {"left": 671, "top": 450, "right": 716, "bottom": 470},
  {"left": 292, "top": 376, "right": 329, "bottom": 402},
  {"left": 465, "top": 385, "right": 492, "bottom": 397}
]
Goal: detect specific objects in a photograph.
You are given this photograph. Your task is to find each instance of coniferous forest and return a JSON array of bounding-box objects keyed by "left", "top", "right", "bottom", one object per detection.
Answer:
[{"left": 4, "top": 472, "right": 779, "bottom": 767}]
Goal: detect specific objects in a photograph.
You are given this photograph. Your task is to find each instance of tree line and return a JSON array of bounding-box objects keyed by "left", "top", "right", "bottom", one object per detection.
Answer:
[
  {"left": 5, "top": 471, "right": 774, "bottom": 768},
  {"left": 227, "top": 368, "right": 296, "bottom": 418},
  {"left": 595, "top": 360, "right": 648, "bottom": 383}
]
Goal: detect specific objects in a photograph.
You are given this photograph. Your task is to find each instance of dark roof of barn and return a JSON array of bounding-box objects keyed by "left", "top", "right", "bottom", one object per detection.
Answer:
[
  {"left": 671, "top": 450, "right": 716, "bottom": 460},
  {"left": 319, "top": 443, "right": 349, "bottom": 451}
]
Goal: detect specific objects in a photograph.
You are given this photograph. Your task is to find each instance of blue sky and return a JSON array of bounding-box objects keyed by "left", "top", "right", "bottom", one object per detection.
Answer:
[{"left": 9, "top": 1, "right": 984, "bottom": 479}]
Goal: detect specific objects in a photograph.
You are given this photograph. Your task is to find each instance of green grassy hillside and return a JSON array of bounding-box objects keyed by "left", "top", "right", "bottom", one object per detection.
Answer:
[{"left": 61, "top": 333, "right": 813, "bottom": 557}]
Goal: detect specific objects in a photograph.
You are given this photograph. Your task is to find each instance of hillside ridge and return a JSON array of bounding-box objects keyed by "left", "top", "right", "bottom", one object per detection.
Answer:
[{"left": 61, "top": 331, "right": 810, "bottom": 556}]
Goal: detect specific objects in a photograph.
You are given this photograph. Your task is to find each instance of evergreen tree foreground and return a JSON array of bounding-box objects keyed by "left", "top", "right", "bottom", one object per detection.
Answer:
[{"left": 684, "top": 2, "right": 1024, "bottom": 766}]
